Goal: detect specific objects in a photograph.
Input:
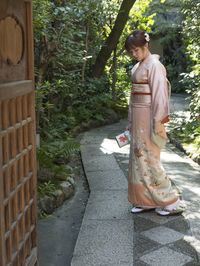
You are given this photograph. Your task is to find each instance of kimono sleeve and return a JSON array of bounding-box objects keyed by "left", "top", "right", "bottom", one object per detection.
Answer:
[
  {"left": 148, "top": 61, "right": 170, "bottom": 124},
  {"left": 127, "top": 63, "right": 139, "bottom": 130},
  {"left": 128, "top": 93, "right": 132, "bottom": 130}
]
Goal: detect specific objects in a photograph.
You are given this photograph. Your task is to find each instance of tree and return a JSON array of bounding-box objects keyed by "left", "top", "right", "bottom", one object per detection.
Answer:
[
  {"left": 143, "top": 0, "right": 187, "bottom": 92},
  {"left": 181, "top": 0, "right": 200, "bottom": 118},
  {"left": 92, "top": 0, "right": 136, "bottom": 78}
]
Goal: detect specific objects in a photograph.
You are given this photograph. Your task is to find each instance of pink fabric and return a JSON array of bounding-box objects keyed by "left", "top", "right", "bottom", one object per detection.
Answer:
[{"left": 128, "top": 54, "right": 179, "bottom": 208}]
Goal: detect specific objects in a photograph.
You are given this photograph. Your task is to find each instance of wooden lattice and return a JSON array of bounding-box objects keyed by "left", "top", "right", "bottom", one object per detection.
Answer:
[
  {"left": 0, "top": 1, "right": 38, "bottom": 264},
  {"left": 0, "top": 82, "right": 37, "bottom": 266}
]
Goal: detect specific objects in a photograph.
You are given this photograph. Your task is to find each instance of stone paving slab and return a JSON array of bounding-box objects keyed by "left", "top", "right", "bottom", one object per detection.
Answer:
[
  {"left": 161, "top": 146, "right": 200, "bottom": 249},
  {"left": 133, "top": 233, "right": 160, "bottom": 258},
  {"left": 90, "top": 121, "right": 127, "bottom": 133},
  {"left": 133, "top": 215, "right": 159, "bottom": 233},
  {"left": 141, "top": 226, "right": 184, "bottom": 245},
  {"left": 85, "top": 169, "right": 128, "bottom": 191},
  {"left": 164, "top": 216, "right": 190, "bottom": 234},
  {"left": 137, "top": 210, "right": 181, "bottom": 225},
  {"left": 71, "top": 219, "right": 134, "bottom": 266},
  {"left": 80, "top": 134, "right": 108, "bottom": 145},
  {"left": 168, "top": 239, "right": 200, "bottom": 264},
  {"left": 81, "top": 130, "right": 108, "bottom": 137},
  {"left": 140, "top": 246, "right": 193, "bottom": 266},
  {"left": 83, "top": 155, "right": 121, "bottom": 172},
  {"left": 82, "top": 136, "right": 129, "bottom": 153},
  {"left": 71, "top": 256, "right": 132, "bottom": 266},
  {"left": 81, "top": 144, "right": 108, "bottom": 157},
  {"left": 83, "top": 190, "right": 132, "bottom": 220}
]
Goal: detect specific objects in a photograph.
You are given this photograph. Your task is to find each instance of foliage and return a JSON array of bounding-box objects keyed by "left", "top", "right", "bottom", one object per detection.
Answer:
[
  {"left": 157, "top": 0, "right": 200, "bottom": 160},
  {"left": 181, "top": 0, "right": 200, "bottom": 119},
  {"left": 38, "top": 180, "right": 57, "bottom": 197},
  {"left": 144, "top": 0, "right": 187, "bottom": 92},
  {"left": 172, "top": 0, "right": 200, "bottom": 159},
  {"left": 33, "top": 0, "right": 124, "bottom": 127},
  {"left": 37, "top": 138, "right": 80, "bottom": 164},
  {"left": 168, "top": 112, "right": 200, "bottom": 162},
  {"left": 105, "top": 0, "right": 155, "bottom": 104},
  {"left": 127, "top": 0, "right": 155, "bottom": 31},
  {"left": 37, "top": 137, "right": 80, "bottom": 180},
  {"left": 33, "top": 0, "right": 118, "bottom": 81},
  {"left": 33, "top": 0, "right": 156, "bottom": 135}
]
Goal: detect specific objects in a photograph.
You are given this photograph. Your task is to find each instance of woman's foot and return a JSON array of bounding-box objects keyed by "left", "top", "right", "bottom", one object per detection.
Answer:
[
  {"left": 155, "top": 199, "right": 185, "bottom": 216},
  {"left": 155, "top": 207, "right": 184, "bottom": 216},
  {"left": 131, "top": 207, "right": 145, "bottom": 213},
  {"left": 131, "top": 207, "right": 155, "bottom": 213}
]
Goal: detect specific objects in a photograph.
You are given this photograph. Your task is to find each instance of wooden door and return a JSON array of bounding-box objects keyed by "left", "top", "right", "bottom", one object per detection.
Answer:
[{"left": 0, "top": 0, "right": 38, "bottom": 265}]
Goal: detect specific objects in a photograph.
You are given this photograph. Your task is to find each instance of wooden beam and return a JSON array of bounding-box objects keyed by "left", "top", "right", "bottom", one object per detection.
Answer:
[
  {"left": 25, "top": 1, "right": 34, "bottom": 81},
  {"left": 0, "top": 80, "right": 33, "bottom": 100},
  {"left": 0, "top": 101, "right": 6, "bottom": 266}
]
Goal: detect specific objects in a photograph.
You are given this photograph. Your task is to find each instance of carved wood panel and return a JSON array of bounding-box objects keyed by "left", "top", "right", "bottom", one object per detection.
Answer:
[
  {"left": 0, "top": 0, "right": 28, "bottom": 83},
  {"left": 0, "top": 16, "right": 24, "bottom": 65}
]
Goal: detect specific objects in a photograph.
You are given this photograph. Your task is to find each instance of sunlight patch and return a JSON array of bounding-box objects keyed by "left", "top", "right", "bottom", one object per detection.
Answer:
[{"left": 100, "top": 138, "right": 130, "bottom": 155}]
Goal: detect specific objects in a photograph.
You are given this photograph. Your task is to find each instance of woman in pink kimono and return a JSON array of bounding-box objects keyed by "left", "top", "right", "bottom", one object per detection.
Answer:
[{"left": 125, "top": 30, "right": 183, "bottom": 216}]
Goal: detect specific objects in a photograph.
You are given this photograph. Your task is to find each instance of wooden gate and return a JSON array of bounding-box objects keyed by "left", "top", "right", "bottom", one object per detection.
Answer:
[{"left": 0, "top": 0, "right": 38, "bottom": 265}]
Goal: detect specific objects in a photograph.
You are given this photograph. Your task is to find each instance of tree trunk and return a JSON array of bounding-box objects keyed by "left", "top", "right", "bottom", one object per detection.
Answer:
[
  {"left": 111, "top": 48, "right": 117, "bottom": 100},
  {"left": 37, "top": 35, "right": 48, "bottom": 83},
  {"left": 92, "top": 0, "right": 136, "bottom": 78},
  {"left": 82, "top": 24, "right": 89, "bottom": 83}
]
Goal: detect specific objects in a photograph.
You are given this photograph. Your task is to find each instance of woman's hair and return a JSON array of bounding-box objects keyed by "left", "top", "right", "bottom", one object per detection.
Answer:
[{"left": 125, "top": 30, "right": 149, "bottom": 52}]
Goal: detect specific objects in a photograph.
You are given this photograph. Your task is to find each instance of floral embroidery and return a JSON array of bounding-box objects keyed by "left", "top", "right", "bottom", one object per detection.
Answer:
[
  {"left": 134, "top": 148, "right": 143, "bottom": 157},
  {"left": 119, "top": 135, "right": 128, "bottom": 143}
]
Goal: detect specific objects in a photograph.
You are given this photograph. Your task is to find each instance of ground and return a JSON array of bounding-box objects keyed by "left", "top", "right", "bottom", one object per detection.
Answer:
[{"left": 38, "top": 93, "right": 200, "bottom": 266}]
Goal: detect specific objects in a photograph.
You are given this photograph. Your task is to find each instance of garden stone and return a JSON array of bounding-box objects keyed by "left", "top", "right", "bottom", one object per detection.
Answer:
[
  {"left": 38, "top": 168, "right": 55, "bottom": 181},
  {"left": 68, "top": 176, "right": 75, "bottom": 186},
  {"left": 38, "top": 195, "right": 56, "bottom": 214},
  {"left": 60, "top": 181, "right": 74, "bottom": 199},
  {"left": 52, "top": 190, "right": 65, "bottom": 207}
]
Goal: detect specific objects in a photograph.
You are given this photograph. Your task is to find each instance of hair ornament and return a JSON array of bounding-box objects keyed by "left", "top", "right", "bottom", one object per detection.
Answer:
[{"left": 144, "top": 32, "right": 150, "bottom": 42}]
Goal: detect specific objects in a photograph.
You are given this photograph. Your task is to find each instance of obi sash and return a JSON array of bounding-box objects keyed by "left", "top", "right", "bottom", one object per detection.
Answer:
[{"left": 131, "top": 83, "right": 151, "bottom": 104}]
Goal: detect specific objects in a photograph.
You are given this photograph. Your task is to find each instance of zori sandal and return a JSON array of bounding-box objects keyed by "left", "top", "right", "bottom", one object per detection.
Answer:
[
  {"left": 155, "top": 207, "right": 185, "bottom": 216},
  {"left": 131, "top": 207, "right": 155, "bottom": 213}
]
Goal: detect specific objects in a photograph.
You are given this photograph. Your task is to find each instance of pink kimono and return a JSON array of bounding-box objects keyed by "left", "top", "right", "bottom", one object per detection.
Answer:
[{"left": 128, "top": 54, "right": 179, "bottom": 208}]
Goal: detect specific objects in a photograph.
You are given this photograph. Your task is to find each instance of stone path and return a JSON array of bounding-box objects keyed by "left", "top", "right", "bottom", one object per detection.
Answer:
[{"left": 71, "top": 94, "right": 200, "bottom": 266}]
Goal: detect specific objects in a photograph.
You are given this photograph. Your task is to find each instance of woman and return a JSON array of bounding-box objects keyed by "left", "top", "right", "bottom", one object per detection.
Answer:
[{"left": 125, "top": 29, "right": 183, "bottom": 216}]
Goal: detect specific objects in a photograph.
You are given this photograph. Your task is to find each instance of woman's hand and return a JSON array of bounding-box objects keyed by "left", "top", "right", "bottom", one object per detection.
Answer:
[{"left": 154, "top": 120, "right": 167, "bottom": 139}]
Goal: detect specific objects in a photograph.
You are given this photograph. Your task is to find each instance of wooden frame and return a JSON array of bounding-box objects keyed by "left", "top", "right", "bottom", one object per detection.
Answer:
[{"left": 0, "top": 1, "right": 38, "bottom": 265}]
